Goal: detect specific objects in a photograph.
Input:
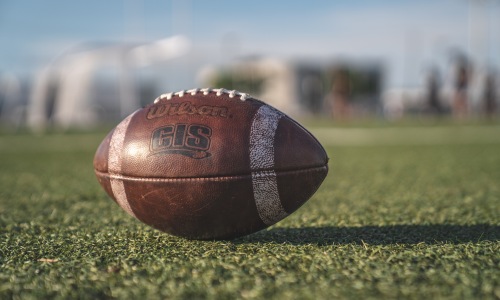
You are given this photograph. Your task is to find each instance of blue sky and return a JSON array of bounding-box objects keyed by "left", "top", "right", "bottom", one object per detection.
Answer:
[{"left": 1, "top": 0, "right": 499, "bottom": 87}]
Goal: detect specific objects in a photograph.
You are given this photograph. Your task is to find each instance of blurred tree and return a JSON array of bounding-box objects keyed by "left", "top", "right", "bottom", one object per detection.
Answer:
[{"left": 210, "top": 72, "right": 265, "bottom": 95}]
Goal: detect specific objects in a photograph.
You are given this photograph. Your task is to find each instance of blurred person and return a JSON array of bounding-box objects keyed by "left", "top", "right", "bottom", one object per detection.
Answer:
[
  {"left": 425, "top": 67, "right": 444, "bottom": 115},
  {"left": 483, "top": 71, "right": 497, "bottom": 119},
  {"left": 452, "top": 59, "right": 471, "bottom": 119},
  {"left": 327, "top": 67, "right": 351, "bottom": 120}
]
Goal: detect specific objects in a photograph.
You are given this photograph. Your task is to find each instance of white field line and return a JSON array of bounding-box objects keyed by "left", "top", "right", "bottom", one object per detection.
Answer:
[{"left": 309, "top": 126, "right": 500, "bottom": 146}]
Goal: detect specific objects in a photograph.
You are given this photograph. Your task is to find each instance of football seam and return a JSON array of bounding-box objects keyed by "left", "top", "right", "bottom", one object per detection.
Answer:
[{"left": 94, "top": 165, "right": 327, "bottom": 182}]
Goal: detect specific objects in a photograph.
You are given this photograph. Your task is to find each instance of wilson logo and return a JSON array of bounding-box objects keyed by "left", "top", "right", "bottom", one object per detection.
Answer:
[
  {"left": 151, "top": 124, "right": 212, "bottom": 159},
  {"left": 147, "top": 102, "right": 228, "bottom": 119}
]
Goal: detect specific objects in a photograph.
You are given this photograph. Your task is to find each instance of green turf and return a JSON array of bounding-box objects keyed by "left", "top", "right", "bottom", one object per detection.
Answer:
[{"left": 1, "top": 124, "right": 499, "bottom": 299}]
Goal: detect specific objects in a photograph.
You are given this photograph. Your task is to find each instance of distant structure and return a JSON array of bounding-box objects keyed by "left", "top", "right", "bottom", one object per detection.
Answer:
[
  {"left": 0, "top": 73, "right": 29, "bottom": 128},
  {"left": 26, "top": 36, "right": 190, "bottom": 130},
  {"left": 326, "top": 63, "right": 383, "bottom": 119},
  {"left": 199, "top": 57, "right": 383, "bottom": 119}
]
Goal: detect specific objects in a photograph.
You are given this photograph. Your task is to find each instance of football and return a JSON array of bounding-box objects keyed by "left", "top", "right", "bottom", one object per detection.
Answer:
[{"left": 93, "top": 88, "right": 329, "bottom": 240}]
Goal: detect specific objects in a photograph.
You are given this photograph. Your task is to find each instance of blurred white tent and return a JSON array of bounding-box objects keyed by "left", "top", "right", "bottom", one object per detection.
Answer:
[{"left": 27, "top": 35, "right": 190, "bottom": 130}]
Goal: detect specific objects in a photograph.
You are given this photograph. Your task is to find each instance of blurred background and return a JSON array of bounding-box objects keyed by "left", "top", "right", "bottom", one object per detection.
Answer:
[{"left": 0, "top": 0, "right": 499, "bottom": 130}]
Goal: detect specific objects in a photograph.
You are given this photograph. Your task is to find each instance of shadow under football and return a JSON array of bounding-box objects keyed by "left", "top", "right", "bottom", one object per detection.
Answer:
[{"left": 236, "top": 224, "right": 500, "bottom": 245}]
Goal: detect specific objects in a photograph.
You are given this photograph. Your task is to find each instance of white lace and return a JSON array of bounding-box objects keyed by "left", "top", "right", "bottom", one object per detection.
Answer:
[{"left": 154, "top": 88, "right": 251, "bottom": 104}]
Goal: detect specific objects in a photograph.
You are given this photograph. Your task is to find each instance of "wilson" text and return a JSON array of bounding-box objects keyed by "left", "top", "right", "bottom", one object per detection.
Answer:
[{"left": 147, "top": 102, "right": 228, "bottom": 119}]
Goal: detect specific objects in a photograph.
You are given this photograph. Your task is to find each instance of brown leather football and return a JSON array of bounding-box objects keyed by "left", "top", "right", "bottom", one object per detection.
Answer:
[{"left": 94, "top": 88, "right": 328, "bottom": 240}]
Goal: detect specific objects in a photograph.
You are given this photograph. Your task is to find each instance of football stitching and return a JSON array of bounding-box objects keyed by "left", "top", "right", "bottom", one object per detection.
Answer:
[{"left": 154, "top": 88, "right": 251, "bottom": 103}]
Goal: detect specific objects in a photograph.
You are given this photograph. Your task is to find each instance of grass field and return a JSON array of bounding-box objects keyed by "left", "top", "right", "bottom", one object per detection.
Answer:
[{"left": 1, "top": 122, "right": 499, "bottom": 299}]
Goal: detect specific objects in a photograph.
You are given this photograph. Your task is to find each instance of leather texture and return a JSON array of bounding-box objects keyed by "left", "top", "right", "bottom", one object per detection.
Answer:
[{"left": 94, "top": 91, "right": 328, "bottom": 240}]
